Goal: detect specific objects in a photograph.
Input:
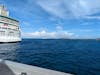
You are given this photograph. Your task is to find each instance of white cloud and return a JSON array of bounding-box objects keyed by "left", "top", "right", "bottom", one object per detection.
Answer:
[
  {"left": 56, "top": 25, "right": 63, "bottom": 30},
  {"left": 84, "top": 16, "right": 100, "bottom": 20},
  {"left": 69, "top": 29, "right": 94, "bottom": 32},
  {"left": 22, "top": 21, "right": 31, "bottom": 27},
  {"left": 22, "top": 30, "right": 74, "bottom": 39},
  {"left": 78, "top": 29, "right": 93, "bottom": 32},
  {"left": 37, "top": 0, "right": 70, "bottom": 18},
  {"left": 37, "top": 0, "right": 100, "bottom": 19}
]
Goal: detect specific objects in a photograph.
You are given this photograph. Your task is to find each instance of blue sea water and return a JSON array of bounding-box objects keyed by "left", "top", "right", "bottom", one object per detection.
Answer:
[{"left": 0, "top": 39, "right": 100, "bottom": 75}]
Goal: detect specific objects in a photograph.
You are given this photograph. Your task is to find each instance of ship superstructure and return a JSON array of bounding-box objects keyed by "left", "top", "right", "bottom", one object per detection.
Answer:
[{"left": 0, "top": 4, "right": 21, "bottom": 42}]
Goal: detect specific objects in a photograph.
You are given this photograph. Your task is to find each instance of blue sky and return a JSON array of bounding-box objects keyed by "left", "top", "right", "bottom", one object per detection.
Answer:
[{"left": 0, "top": 0, "right": 100, "bottom": 39}]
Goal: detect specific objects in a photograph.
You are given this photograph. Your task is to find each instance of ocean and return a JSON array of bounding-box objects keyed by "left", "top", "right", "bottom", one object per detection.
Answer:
[{"left": 0, "top": 39, "right": 100, "bottom": 75}]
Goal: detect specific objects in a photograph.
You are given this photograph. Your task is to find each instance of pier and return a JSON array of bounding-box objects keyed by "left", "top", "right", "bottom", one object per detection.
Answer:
[{"left": 0, "top": 59, "right": 73, "bottom": 75}]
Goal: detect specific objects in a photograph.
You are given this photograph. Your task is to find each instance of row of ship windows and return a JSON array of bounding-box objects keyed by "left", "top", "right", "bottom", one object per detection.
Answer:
[
  {"left": 0, "top": 22, "right": 19, "bottom": 30},
  {"left": 0, "top": 27, "right": 19, "bottom": 31},
  {"left": 0, "top": 21, "right": 18, "bottom": 27},
  {"left": 0, "top": 17, "right": 19, "bottom": 26},
  {"left": 0, "top": 31, "right": 20, "bottom": 37},
  {"left": 0, "top": 21, "right": 18, "bottom": 26}
]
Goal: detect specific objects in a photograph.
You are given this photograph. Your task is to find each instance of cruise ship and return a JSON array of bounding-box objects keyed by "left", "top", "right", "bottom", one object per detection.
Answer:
[{"left": 0, "top": 5, "right": 21, "bottom": 42}]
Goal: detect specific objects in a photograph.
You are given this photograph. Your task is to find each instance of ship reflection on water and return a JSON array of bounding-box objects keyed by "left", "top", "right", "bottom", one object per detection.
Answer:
[{"left": 0, "top": 43, "right": 20, "bottom": 60}]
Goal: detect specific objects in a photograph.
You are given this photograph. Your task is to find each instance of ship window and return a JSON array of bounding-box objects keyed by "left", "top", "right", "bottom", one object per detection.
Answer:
[
  {"left": 8, "top": 32, "right": 14, "bottom": 36},
  {"left": 0, "top": 31, "right": 5, "bottom": 36}
]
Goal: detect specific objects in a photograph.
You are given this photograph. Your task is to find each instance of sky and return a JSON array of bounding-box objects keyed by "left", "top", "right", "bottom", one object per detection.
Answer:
[{"left": 0, "top": 0, "right": 100, "bottom": 39}]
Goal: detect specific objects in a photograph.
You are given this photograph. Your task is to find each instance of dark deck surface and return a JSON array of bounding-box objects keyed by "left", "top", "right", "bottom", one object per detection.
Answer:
[{"left": 0, "top": 60, "right": 15, "bottom": 75}]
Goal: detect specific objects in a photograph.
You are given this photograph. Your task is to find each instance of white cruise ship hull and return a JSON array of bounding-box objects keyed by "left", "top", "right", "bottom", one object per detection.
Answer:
[
  {"left": 0, "top": 37, "right": 21, "bottom": 43},
  {"left": 0, "top": 5, "right": 21, "bottom": 43}
]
